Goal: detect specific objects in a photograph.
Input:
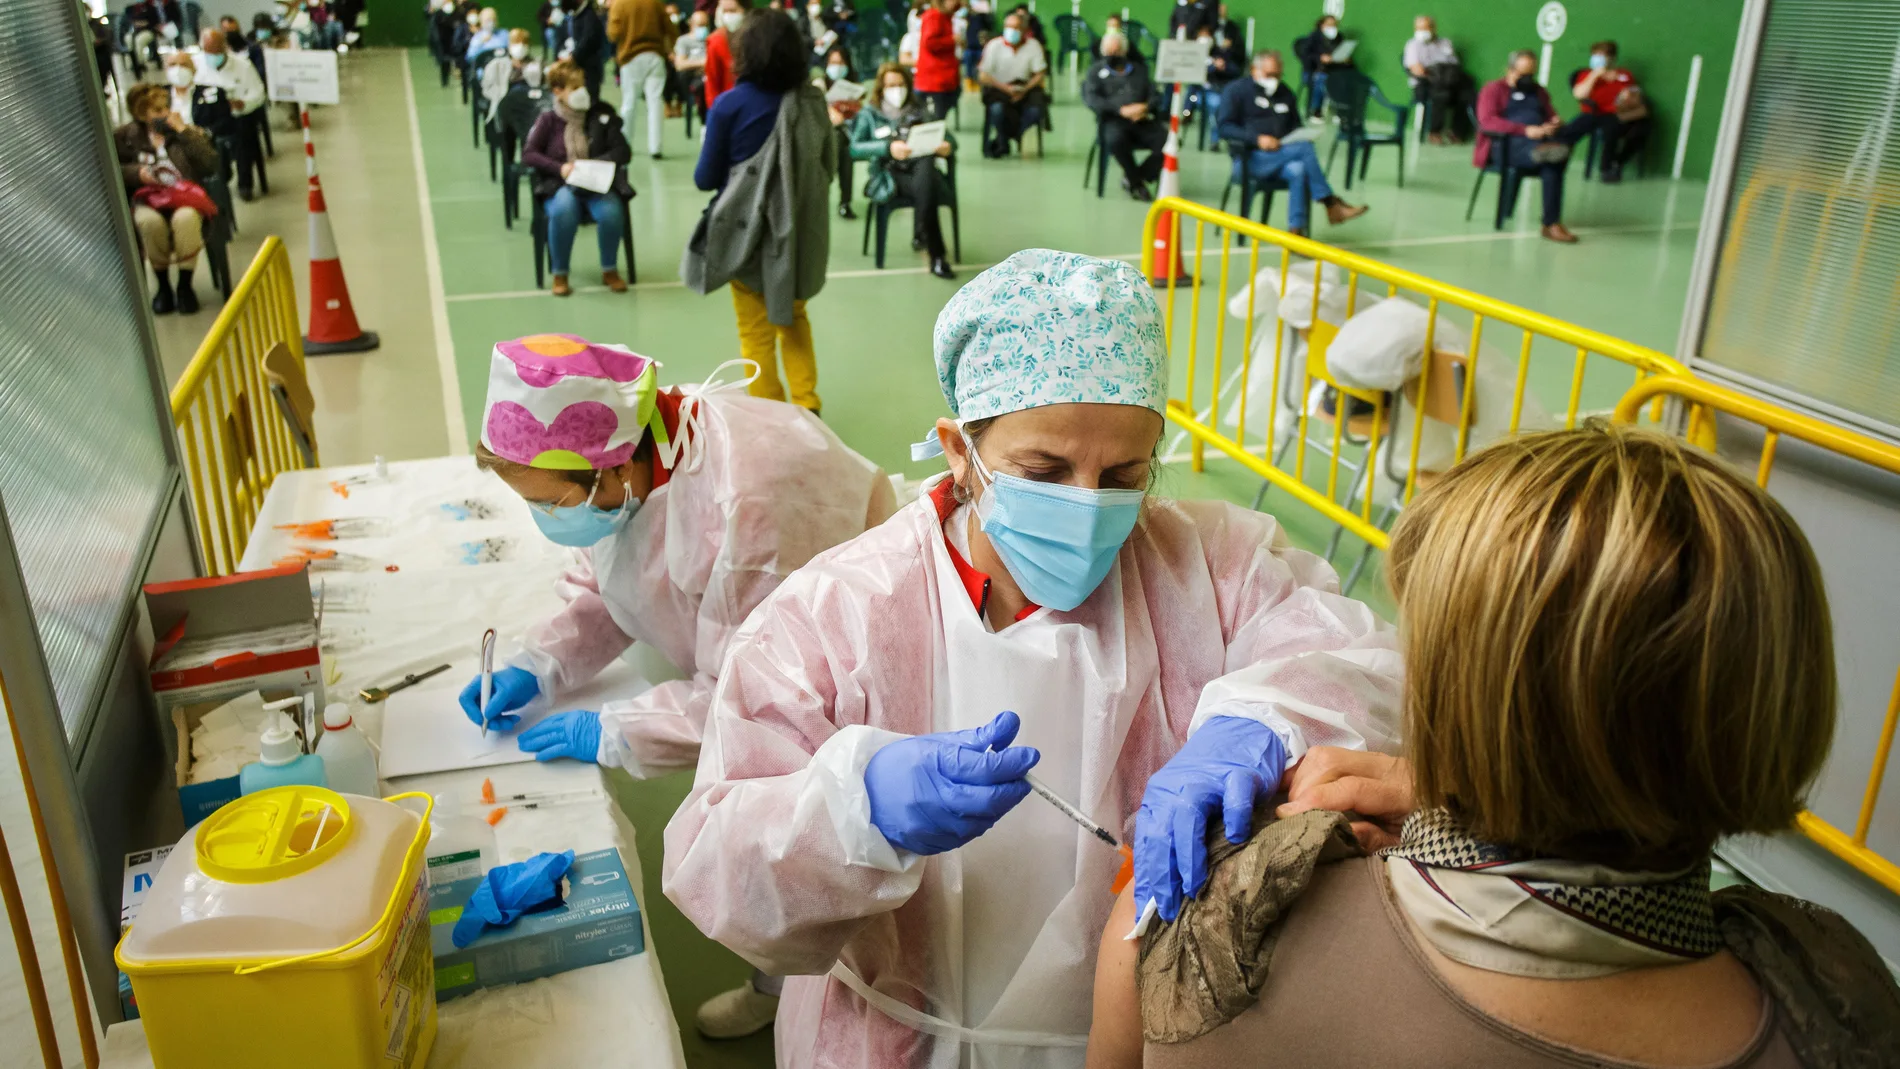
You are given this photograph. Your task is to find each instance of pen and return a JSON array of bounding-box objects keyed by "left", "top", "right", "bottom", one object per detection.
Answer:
[
  {"left": 1024, "top": 772, "right": 1120, "bottom": 848},
  {"left": 479, "top": 628, "right": 497, "bottom": 741}
]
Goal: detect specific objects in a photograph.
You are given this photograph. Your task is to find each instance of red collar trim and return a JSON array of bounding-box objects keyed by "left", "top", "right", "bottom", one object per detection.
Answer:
[
  {"left": 648, "top": 389, "right": 684, "bottom": 492},
  {"left": 927, "top": 478, "right": 1039, "bottom": 622}
]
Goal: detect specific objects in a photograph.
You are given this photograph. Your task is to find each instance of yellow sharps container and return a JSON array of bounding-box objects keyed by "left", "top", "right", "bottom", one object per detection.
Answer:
[{"left": 116, "top": 787, "right": 437, "bottom": 1069}]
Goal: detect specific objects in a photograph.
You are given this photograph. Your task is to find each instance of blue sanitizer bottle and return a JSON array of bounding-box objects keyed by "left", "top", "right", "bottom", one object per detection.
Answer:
[{"left": 239, "top": 725, "right": 329, "bottom": 795}]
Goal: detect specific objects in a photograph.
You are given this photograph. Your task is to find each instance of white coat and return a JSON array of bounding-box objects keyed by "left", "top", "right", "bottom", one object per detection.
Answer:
[
  {"left": 663, "top": 477, "right": 1403, "bottom": 1069},
  {"left": 509, "top": 389, "right": 896, "bottom": 774},
  {"left": 194, "top": 51, "right": 267, "bottom": 115}
]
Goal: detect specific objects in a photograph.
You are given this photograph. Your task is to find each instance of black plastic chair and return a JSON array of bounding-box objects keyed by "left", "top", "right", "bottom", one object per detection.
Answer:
[
  {"left": 1052, "top": 14, "right": 1096, "bottom": 74},
  {"left": 1219, "top": 139, "right": 1295, "bottom": 231},
  {"left": 200, "top": 171, "right": 238, "bottom": 299},
  {"left": 497, "top": 88, "right": 554, "bottom": 227},
  {"left": 980, "top": 102, "right": 1044, "bottom": 158},
  {"left": 1082, "top": 119, "right": 1110, "bottom": 197},
  {"left": 530, "top": 188, "right": 637, "bottom": 288},
  {"left": 1464, "top": 107, "right": 1523, "bottom": 230},
  {"left": 1322, "top": 69, "right": 1407, "bottom": 190},
  {"left": 861, "top": 156, "right": 962, "bottom": 268},
  {"left": 1125, "top": 20, "right": 1159, "bottom": 67},
  {"left": 1581, "top": 118, "right": 1651, "bottom": 181}
]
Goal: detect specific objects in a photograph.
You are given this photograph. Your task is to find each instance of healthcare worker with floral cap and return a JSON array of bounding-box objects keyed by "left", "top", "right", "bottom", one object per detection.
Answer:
[
  {"left": 663, "top": 251, "right": 1402, "bottom": 1068},
  {"left": 464, "top": 333, "right": 896, "bottom": 776}
]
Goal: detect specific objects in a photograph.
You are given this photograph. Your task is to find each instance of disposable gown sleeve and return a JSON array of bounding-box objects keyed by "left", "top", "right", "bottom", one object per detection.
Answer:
[
  {"left": 661, "top": 575, "right": 929, "bottom": 977},
  {"left": 1183, "top": 502, "right": 1405, "bottom": 763},
  {"left": 508, "top": 549, "right": 635, "bottom": 720}
]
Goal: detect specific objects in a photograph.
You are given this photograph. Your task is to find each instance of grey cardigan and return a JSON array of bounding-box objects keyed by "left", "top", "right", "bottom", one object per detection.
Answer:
[{"left": 681, "top": 83, "right": 835, "bottom": 326}]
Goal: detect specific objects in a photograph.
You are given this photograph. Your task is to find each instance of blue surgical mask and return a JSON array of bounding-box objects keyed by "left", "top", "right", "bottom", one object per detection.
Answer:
[
  {"left": 528, "top": 474, "right": 638, "bottom": 547},
  {"left": 964, "top": 438, "right": 1145, "bottom": 612},
  {"left": 1003, "top": 27, "right": 1022, "bottom": 45},
  {"left": 1588, "top": 53, "right": 1609, "bottom": 70},
  {"left": 826, "top": 63, "right": 848, "bottom": 80},
  {"left": 209, "top": 52, "right": 228, "bottom": 68}
]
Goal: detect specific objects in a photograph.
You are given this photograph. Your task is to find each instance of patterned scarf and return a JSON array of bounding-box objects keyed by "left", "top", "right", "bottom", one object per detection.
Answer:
[
  {"left": 555, "top": 99, "right": 590, "bottom": 166},
  {"left": 1383, "top": 808, "right": 1722, "bottom": 979}
]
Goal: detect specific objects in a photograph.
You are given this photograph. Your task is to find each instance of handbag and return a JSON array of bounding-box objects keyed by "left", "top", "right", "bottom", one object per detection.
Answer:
[
  {"left": 133, "top": 178, "right": 219, "bottom": 219},
  {"left": 1613, "top": 86, "right": 1649, "bottom": 122}
]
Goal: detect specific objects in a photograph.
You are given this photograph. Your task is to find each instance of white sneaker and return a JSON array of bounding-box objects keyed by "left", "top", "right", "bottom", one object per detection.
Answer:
[{"left": 694, "top": 983, "right": 780, "bottom": 1039}]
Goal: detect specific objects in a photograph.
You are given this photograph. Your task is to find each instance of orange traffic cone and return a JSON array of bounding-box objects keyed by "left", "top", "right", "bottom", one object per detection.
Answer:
[
  {"left": 1148, "top": 88, "right": 1195, "bottom": 289},
  {"left": 300, "top": 105, "right": 379, "bottom": 355}
]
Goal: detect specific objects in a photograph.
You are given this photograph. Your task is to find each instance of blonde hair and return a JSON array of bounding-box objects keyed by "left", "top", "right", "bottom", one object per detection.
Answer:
[
  {"left": 509, "top": 26, "right": 530, "bottom": 43},
  {"left": 544, "top": 58, "right": 584, "bottom": 89},
  {"left": 1387, "top": 422, "right": 1835, "bottom": 871}
]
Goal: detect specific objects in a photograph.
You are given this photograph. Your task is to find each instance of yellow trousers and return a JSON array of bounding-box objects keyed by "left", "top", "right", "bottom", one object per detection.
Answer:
[{"left": 731, "top": 279, "right": 820, "bottom": 412}]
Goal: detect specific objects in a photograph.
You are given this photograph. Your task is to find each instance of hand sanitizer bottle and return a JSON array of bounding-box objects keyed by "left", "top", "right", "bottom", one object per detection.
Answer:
[{"left": 239, "top": 725, "right": 329, "bottom": 795}]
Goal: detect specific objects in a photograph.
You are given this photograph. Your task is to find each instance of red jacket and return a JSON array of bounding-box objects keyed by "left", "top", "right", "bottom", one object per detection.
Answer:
[
  {"left": 914, "top": 7, "right": 959, "bottom": 93},
  {"left": 703, "top": 27, "right": 734, "bottom": 108},
  {"left": 1473, "top": 77, "right": 1555, "bottom": 170}
]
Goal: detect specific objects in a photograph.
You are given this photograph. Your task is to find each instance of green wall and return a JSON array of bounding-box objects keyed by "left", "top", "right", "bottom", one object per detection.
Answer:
[{"left": 1062, "top": 0, "right": 1743, "bottom": 179}]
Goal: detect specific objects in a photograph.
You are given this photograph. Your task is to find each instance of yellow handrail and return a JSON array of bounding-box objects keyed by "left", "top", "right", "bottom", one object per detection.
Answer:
[
  {"left": 170, "top": 237, "right": 314, "bottom": 574},
  {"left": 1613, "top": 374, "right": 1900, "bottom": 897},
  {"left": 1143, "top": 197, "right": 1690, "bottom": 563}
]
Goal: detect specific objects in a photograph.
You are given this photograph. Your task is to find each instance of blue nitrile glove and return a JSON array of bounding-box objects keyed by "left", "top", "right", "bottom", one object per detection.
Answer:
[
  {"left": 458, "top": 666, "right": 541, "bottom": 732},
  {"left": 450, "top": 849, "right": 576, "bottom": 948},
  {"left": 1134, "top": 716, "right": 1290, "bottom": 922},
  {"left": 516, "top": 710, "right": 603, "bottom": 763},
  {"left": 864, "top": 711, "right": 1042, "bottom": 856}
]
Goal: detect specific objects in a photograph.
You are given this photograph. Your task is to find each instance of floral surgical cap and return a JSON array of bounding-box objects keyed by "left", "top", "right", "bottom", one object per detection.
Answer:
[
  {"left": 481, "top": 334, "right": 668, "bottom": 470},
  {"left": 932, "top": 249, "right": 1169, "bottom": 423}
]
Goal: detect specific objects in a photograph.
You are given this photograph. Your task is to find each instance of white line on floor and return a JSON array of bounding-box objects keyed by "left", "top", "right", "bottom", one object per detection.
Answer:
[{"left": 406, "top": 54, "right": 469, "bottom": 455}]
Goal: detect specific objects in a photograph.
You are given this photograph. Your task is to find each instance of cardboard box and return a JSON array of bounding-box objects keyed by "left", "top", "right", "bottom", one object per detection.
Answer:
[
  {"left": 428, "top": 848, "right": 644, "bottom": 1000},
  {"left": 142, "top": 565, "right": 325, "bottom": 822}
]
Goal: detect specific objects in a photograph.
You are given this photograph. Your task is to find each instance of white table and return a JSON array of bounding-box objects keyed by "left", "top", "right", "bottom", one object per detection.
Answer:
[{"left": 103, "top": 458, "right": 689, "bottom": 1069}]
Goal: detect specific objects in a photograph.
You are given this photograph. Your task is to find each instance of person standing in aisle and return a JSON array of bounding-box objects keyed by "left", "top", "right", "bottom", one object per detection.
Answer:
[
  {"left": 701, "top": 0, "right": 742, "bottom": 110},
  {"left": 685, "top": 6, "right": 834, "bottom": 414},
  {"left": 913, "top": 0, "right": 962, "bottom": 119},
  {"left": 609, "top": 0, "right": 676, "bottom": 158}
]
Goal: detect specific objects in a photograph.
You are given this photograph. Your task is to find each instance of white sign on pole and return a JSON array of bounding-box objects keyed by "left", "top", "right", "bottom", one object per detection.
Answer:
[
  {"left": 266, "top": 49, "right": 340, "bottom": 105},
  {"left": 1154, "top": 38, "right": 1212, "bottom": 85},
  {"left": 1535, "top": 1, "right": 1567, "bottom": 43}
]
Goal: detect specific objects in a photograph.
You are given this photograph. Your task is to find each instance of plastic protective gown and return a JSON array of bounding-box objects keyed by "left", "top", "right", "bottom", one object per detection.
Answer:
[
  {"left": 509, "top": 389, "right": 897, "bottom": 774},
  {"left": 663, "top": 477, "right": 1403, "bottom": 1069}
]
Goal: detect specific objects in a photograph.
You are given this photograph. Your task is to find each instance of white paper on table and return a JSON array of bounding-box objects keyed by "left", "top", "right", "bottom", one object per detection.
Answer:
[
  {"left": 903, "top": 120, "right": 946, "bottom": 157},
  {"left": 566, "top": 159, "right": 616, "bottom": 194},
  {"left": 376, "top": 658, "right": 654, "bottom": 777}
]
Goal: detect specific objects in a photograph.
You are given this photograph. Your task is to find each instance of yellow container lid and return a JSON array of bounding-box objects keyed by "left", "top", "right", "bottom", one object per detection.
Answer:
[{"left": 196, "top": 787, "right": 354, "bottom": 884}]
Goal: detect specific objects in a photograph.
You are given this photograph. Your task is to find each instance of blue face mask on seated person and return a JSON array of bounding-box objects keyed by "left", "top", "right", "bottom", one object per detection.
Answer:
[
  {"left": 1588, "top": 53, "right": 1609, "bottom": 70},
  {"left": 963, "top": 434, "right": 1145, "bottom": 612},
  {"left": 529, "top": 472, "right": 638, "bottom": 548}
]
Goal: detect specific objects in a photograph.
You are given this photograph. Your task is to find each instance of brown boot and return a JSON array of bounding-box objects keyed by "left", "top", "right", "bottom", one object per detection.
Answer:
[
  {"left": 602, "top": 269, "right": 627, "bottom": 293},
  {"left": 551, "top": 273, "right": 572, "bottom": 297},
  {"left": 1541, "top": 223, "right": 1579, "bottom": 244},
  {"left": 1325, "top": 198, "right": 1368, "bottom": 225}
]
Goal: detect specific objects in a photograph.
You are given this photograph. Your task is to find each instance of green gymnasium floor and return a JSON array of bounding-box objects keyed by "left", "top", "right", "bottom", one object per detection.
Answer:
[{"left": 156, "top": 48, "right": 1711, "bottom": 1067}]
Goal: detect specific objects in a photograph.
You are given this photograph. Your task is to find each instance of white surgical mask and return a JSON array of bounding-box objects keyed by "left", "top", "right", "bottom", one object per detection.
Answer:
[
  {"left": 1256, "top": 75, "right": 1279, "bottom": 94},
  {"left": 1321, "top": 25, "right": 1337, "bottom": 39},
  {"left": 565, "top": 86, "right": 591, "bottom": 109},
  {"left": 718, "top": 11, "right": 741, "bottom": 31},
  {"left": 1413, "top": 28, "right": 1430, "bottom": 41},
  {"left": 467, "top": 14, "right": 480, "bottom": 26},
  {"left": 807, "top": 3, "right": 820, "bottom": 15},
  {"left": 882, "top": 85, "right": 907, "bottom": 108},
  {"left": 826, "top": 62, "right": 848, "bottom": 79},
  {"left": 509, "top": 41, "right": 528, "bottom": 57},
  {"left": 1003, "top": 26, "right": 1021, "bottom": 44},
  {"left": 166, "top": 65, "right": 194, "bottom": 87},
  {"left": 1588, "top": 53, "right": 1609, "bottom": 70}
]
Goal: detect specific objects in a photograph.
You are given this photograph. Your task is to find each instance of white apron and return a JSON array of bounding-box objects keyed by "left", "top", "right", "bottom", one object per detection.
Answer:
[{"left": 832, "top": 515, "right": 1146, "bottom": 1069}]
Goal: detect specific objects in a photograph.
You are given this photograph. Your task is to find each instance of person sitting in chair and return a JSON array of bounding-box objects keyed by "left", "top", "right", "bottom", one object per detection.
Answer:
[
  {"left": 117, "top": 83, "right": 219, "bottom": 316},
  {"left": 1567, "top": 40, "right": 1651, "bottom": 183},
  {"left": 1476, "top": 49, "right": 1578, "bottom": 243},
  {"left": 522, "top": 59, "right": 635, "bottom": 295},
  {"left": 1293, "top": 14, "right": 1353, "bottom": 118},
  {"left": 977, "top": 9, "right": 1047, "bottom": 158},
  {"left": 1215, "top": 50, "right": 1366, "bottom": 237},
  {"left": 1082, "top": 31, "right": 1164, "bottom": 202},
  {"left": 1403, "top": 15, "right": 1472, "bottom": 143},
  {"left": 849, "top": 62, "right": 956, "bottom": 279}
]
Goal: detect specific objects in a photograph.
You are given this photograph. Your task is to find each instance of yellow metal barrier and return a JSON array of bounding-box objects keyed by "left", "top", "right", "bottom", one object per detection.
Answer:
[
  {"left": 1613, "top": 374, "right": 1900, "bottom": 897},
  {"left": 170, "top": 236, "right": 314, "bottom": 575},
  {"left": 1142, "top": 198, "right": 1692, "bottom": 561}
]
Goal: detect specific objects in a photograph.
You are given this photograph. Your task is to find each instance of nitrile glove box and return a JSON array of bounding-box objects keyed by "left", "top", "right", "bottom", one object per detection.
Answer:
[{"left": 428, "top": 847, "right": 643, "bottom": 1000}]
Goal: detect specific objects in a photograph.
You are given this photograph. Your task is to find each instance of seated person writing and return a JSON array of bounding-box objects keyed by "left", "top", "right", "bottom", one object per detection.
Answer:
[
  {"left": 1568, "top": 39, "right": 1651, "bottom": 183},
  {"left": 848, "top": 63, "right": 956, "bottom": 279},
  {"left": 1088, "top": 422, "right": 1900, "bottom": 1069},
  {"left": 1081, "top": 31, "right": 1163, "bottom": 202},
  {"left": 1214, "top": 50, "right": 1364, "bottom": 237}
]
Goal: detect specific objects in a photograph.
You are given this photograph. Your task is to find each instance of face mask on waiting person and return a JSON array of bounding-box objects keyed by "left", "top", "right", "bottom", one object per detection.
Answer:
[
  {"left": 1002, "top": 27, "right": 1022, "bottom": 45},
  {"left": 693, "top": 23, "right": 708, "bottom": 38},
  {"left": 962, "top": 434, "right": 1145, "bottom": 612},
  {"left": 719, "top": 11, "right": 742, "bottom": 32},
  {"left": 166, "top": 65, "right": 194, "bottom": 86},
  {"left": 509, "top": 41, "right": 528, "bottom": 58},
  {"left": 1413, "top": 28, "right": 1430, "bottom": 41},
  {"left": 1256, "top": 75, "right": 1279, "bottom": 95},
  {"left": 565, "top": 86, "right": 591, "bottom": 109},
  {"left": 883, "top": 85, "right": 908, "bottom": 108},
  {"left": 1321, "top": 24, "right": 1337, "bottom": 39},
  {"left": 1589, "top": 53, "right": 1609, "bottom": 70},
  {"left": 826, "top": 62, "right": 848, "bottom": 79},
  {"left": 529, "top": 475, "right": 638, "bottom": 548}
]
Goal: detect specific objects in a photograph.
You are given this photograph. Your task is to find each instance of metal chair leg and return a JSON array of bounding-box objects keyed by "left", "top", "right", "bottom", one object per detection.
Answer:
[{"left": 1252, "top": 433, "right": 1298, "bottom": 510}]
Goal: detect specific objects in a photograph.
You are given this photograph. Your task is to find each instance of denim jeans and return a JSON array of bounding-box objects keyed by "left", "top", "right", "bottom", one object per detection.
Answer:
[
  {"left": 1244, "top": 141, "right": 1333, "bottom": 230},
  {"left": 545, "top": 186, "right": 624, "bottom": 275}
]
